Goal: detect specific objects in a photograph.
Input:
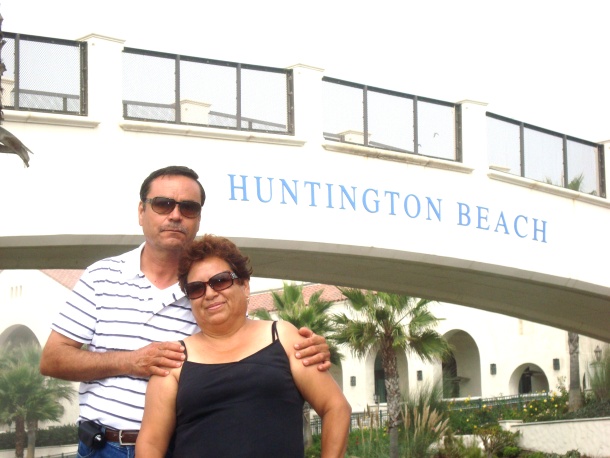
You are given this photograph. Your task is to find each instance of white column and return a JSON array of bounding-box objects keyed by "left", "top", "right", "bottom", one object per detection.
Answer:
[
  {"left": 286, "top": 64, "right": 325, "bottom": 143},
  {"left": 458, "top": 99, "right": 489, "bottom": 174},
  {"left": 77, "top": 34, "right": 125, "bottom": 123}
]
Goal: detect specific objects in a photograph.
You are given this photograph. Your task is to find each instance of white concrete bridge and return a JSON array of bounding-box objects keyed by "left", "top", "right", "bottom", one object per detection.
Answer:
[{"left": 1, "top": 33, "right": 609, "bottom": 341}]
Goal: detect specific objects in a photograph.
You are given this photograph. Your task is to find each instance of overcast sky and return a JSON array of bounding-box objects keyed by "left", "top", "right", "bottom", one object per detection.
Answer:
[
  {"left": 2, "top": 0, "right": 608, "bottom": 143},
  {"left": 2, "top": 0, "right": 608, "bottom": 290}
]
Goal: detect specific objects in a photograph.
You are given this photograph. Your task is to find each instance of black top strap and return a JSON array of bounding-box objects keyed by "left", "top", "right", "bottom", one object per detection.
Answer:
[
  {"left": 271, "top": 321, "right": 279, "bottom": 342},
  {"left": 179, "top": 339, "right": 188, "bottom": 361}
]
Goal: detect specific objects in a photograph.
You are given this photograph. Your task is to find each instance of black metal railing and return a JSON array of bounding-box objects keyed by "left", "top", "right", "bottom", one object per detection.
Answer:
[
  {"left": 322, "top": 76, "right": 462, "bottom": 162},
  {"left": 487, "top": 112, "right": 605, "bottom": 198},
  {"left": 1, "top": 32, "right": 87, "bottom": 115},
  {"left": 122, "top": 48, "right": 294, "bottom": 135},
  {"left": 310, "top": 392, "right": 552, "bottom": 435}
]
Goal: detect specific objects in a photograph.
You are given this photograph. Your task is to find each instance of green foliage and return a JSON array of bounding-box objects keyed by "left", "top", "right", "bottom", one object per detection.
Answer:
[
  {"left": 0, "top": 345, "right": 75, "bottom": 457},
  {"left": 437, "top": 431, "right": 484, "bottom": 458},
  {"left": 250, "top": 282, "right": 343, "bottom": 365},
  {"left": 502, "top": 445, "right": 521, "bottom": 457},
  {"left": 476, "top": 425, "right": 520, "bottom": 457},
  {"left": 586, "top": 347, "right": 610, "bottom": 402},
  {"left": 0, "top": 424, "right": 78, "bottom": 450}
]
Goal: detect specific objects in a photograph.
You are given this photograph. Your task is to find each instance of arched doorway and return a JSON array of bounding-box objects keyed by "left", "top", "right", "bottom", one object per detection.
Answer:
[
  {"left": 509, "top": 363, "right": 550, "bottom": 394},
  {"left": 373, "top": 350, "right": 409, "bottom": 403}
]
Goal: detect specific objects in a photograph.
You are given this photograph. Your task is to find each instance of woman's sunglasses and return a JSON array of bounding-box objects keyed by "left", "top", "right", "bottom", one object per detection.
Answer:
[{"left": 185, "top": 271, "right": 239, "bottom": 299}]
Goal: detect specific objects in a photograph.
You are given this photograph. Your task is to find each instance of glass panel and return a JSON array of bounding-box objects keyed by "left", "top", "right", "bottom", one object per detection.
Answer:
[
  {"left": 566, "top": 140, "right": 599, "bottom": 196},
  {"left": 241, "top": 68, "right": 288, "bottom": 132},
  {"left": 487, "top": 117, "right": 521, "bottom": 175},
  {"left": 123, "top": 52, "right": 176, "bottom": 121},
  {"left": 523, "top": 128, "right": 563, "bottom": 185},
  {"left": 417, "top": 100, "right": 455, "bottom": 160},
  {"left": 367, "top": 90, "right": 414, "bottom": 152},
  {"left": 323, "top": 82, "right": 364, "bottom": 144},
  {"left": 180, "top": 60, "right": 237, "bottom": 127}
]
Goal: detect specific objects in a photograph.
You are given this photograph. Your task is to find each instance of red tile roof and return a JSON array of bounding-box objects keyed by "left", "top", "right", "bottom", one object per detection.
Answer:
[{"left": 41, "top": 269, "right": 84, "bottom": 290}]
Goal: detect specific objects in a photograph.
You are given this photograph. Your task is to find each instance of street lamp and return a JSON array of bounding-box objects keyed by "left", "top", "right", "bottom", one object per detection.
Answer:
[{"left": 373, "top": 393, "right": 379, "bottom": 405}]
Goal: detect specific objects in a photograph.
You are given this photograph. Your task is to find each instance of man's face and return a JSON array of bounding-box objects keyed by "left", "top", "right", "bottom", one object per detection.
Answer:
[{"left": 138, "top": 175, "right": 202, "bottom": 254}]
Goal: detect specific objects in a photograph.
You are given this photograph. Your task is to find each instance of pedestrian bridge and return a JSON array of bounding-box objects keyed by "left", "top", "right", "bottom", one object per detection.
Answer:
[{"left": 1, "top": 33, "right": 609, "bottom": 341}]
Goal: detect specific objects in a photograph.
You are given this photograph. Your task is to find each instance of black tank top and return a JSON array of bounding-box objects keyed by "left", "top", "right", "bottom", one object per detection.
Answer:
[{"left": 174, "top": 321, "right": 305, "bottom": 457}]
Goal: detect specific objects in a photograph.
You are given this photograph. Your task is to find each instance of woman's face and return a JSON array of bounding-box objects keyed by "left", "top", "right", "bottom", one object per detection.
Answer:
[{"left": 186, "top": 256, "right": 250, "bottom": 328}]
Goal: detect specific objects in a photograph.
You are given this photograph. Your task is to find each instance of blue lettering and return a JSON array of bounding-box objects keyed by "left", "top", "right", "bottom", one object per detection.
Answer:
[
  {"left": 477, "top": 206, "right": 490, "bottom": 230},
  {"left": 426, "top": 198, "right": 442, "bottom": 221},
  {"left": 457, "top": 202, "right": 471, "bottom": 226},
  {"left": 254, "top": 176, "right": 272, "bottom": 203},
  {"left": 339, "top": 185, "right": 357, "bottom": 210},
  {"left": 533, "top": 218, "right": 547, "bottom": 243},
  {"left": 514, "top": 215, "right": 528, "bottom": 238},
  {"left": 362, "top": 189, "right": 379, "bottom": 213},
  {"left": 384, "top": 191, "right": 399, "bottom": 215},
  {"left": 494, "top": 212, "right": 509, "bottom": 234},
  {"left": 404, "top": 194, "right": 421, "bottom": 218},
  {"left": 326, "top": 183, "right": 334, "bottom": 209},
  {"left": 228, "top": 174, "right": 248, "bottom": 201},
  {"left": 280, "top": 179, "right": 298, "bottom": 205},
  {"left": 304, "top": 181, "right": 321, "bottom": 207}
]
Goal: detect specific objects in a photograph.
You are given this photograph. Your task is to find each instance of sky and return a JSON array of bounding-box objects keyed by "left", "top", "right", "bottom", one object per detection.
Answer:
[
  {"left": 1, "top": 0, "right": 608, "bottom": 290},
  {"left": 2, "top": 0, "right": 608, "bottom": 143}
]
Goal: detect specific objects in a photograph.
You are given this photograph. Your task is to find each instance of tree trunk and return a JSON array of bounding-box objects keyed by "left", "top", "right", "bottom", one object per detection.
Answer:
[
  {"left": 302, "top": 402, "right": 313, "bottom": 450},
  {"left": 568, "top": 332, "right": 583, "bottom": 412},
  {"left": 26, "top": 420, "right": 37, "bottom": 458},
  {"left": 381, "top": 339, "right": 401, "bottom": 458},
  {"left": 14, "top": 416, "right": 26, "bottom": 458}
]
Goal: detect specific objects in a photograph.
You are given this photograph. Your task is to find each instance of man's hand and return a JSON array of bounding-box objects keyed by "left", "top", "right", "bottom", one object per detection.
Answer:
[
  {"left": 40, "top": 330, "right": 186, "bottom": 381},
  {"left": 128, "top": 341, "right": 185, "bottom": 377},
  {"left": 294, "top": 327, "right": 331, "bottom": 371}
]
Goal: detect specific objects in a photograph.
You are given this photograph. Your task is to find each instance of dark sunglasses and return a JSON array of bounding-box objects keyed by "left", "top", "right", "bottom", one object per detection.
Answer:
[
  {"left": 185, "top": 271, "right": 239, "bottom": 299},
  {"left": 144, "top": 197, "right": 202, "bottom": 218}
]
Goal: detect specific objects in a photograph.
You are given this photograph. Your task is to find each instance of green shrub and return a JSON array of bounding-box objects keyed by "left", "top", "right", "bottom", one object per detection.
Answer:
[
  {"left": 501, "top": 445, "right": 521, "bottom": 457},
  {"left": 0, "top": 424, "right": 78, "bottom": 450}
]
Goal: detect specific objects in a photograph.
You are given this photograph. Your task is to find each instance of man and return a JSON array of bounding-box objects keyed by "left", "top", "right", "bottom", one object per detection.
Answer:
[{"left": 40, "top": 165, "right": 331, "bottom": 457}]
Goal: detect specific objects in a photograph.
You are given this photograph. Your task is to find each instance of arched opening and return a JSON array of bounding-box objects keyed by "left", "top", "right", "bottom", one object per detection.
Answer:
[
  {"left": 442, "top": 330, "right": 482, "bottom": 398},
  {"left": 0, "top": 325, "right": 40, "bottom": 350},
  {"left": 374, "top": 353, "right": 387, "bottom": 402},
  {"left": 509, "top": 363, "right": 550, "bottom": 395}
]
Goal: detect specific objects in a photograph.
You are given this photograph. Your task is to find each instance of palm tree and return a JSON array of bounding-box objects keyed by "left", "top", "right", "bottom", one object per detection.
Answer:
[
  {"left": 251, "top": 282, "right": 342, "bottom": 449},
  {"left": 546, "top": 173, "right": 589, "bottom": 412},
  {"left": 331, "top": 289, "right": 451, "bottom": 458},
  {"left": 0, "top": 345, "right": 75, "bottom": 458}
]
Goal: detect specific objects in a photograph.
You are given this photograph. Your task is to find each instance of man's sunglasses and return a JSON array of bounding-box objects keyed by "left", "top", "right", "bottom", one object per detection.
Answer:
[
  {"left": 185, "top": 271, "right": 239, "bottom": 299},
  {"left": 143, "top": 197, "right": 202, "bottom": 218}
]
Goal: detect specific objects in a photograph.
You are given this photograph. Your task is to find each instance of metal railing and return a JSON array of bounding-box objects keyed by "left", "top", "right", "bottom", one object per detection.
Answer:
[
  {"left": 322, "top": 76, "right": 462, "bottom": 162},
  {"left": 122, "top": 48, "right": 294, "bottom": 134},
  {"left": 487, "top": 112, "right": 605, "bottom": 197},
  {"left": 1, "top": 32, "right": 87, "bottom": 115}
]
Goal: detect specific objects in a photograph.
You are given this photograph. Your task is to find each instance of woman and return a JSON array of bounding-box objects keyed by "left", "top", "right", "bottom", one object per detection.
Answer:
[{"left": 136, "top": 234, "right": 351, "bottom": 457}]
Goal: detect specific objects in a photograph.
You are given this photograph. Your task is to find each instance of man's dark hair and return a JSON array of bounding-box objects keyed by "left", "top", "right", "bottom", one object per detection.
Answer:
[{"left": 139, "top": 166, "right": 206, "bottom": 205}]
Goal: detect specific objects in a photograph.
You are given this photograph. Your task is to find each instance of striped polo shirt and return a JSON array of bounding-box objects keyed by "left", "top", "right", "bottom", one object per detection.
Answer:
[{"left": 51, "top": 243, "right": 199, "bottom": 430}]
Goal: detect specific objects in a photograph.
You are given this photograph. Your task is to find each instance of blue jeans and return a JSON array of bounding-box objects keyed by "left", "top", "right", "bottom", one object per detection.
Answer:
[
  {"left": 77, "top": 440, "right": 174, "bottom": 458},
  {"left": 77, "top": 440, "right": 134, "bottom": 458}
]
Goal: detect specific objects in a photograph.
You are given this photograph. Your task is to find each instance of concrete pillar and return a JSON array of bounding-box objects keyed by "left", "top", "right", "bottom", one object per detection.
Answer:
[
  {"left": 457, "top": 99, "right": 489, "bottom": 174},
  {"left": 287, "top": 64, "right": 325, "bottom": 144},
  {"left": 77, "top": 34, "right": 125, "bottom": 123}
]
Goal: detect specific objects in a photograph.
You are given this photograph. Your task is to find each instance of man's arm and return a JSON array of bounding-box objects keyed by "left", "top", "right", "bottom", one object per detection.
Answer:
[
  {"left": 295, "top": 327, "right": 332, "bottom": 371},
  {"left": 39, "top": 330, "right": 185, "bottom": 381}
]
